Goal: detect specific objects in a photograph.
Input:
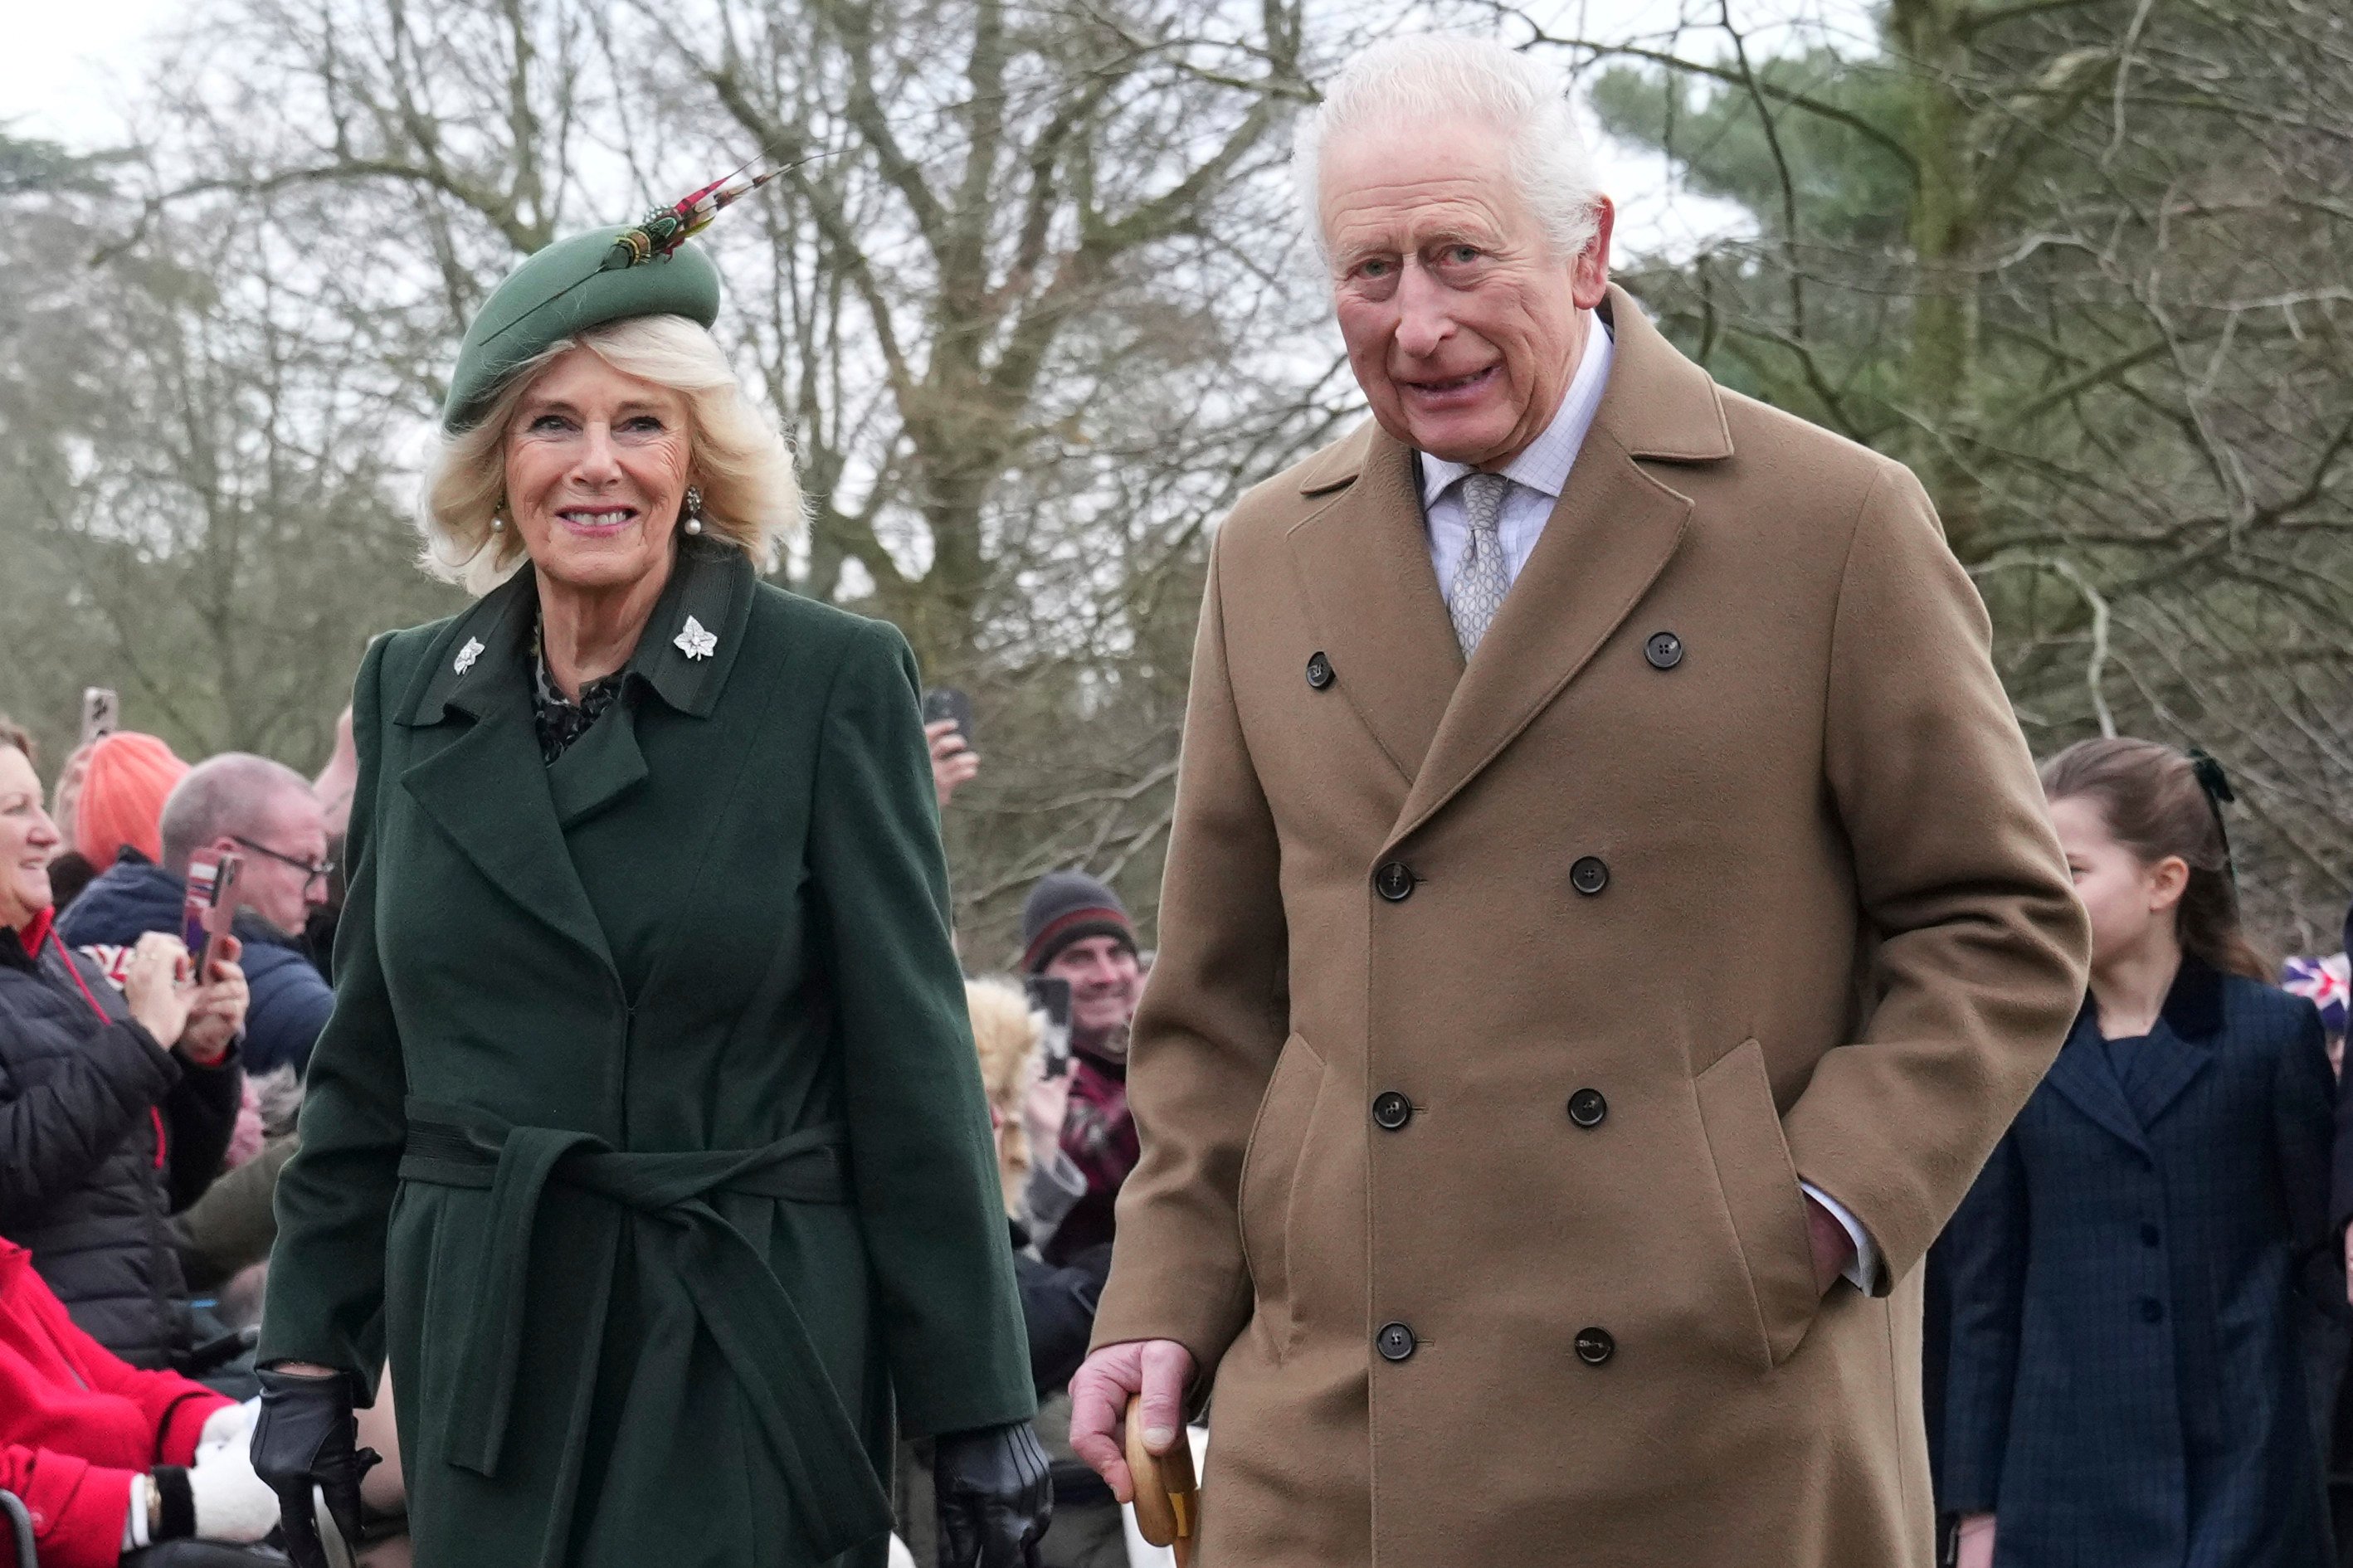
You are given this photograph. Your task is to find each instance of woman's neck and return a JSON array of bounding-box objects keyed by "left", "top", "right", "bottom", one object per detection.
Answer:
[
  {"left": 536, "top": 549, "right": 677, "bottom": 700},
  {"left": 2089, "top": 929, "right": 2184, "bottom": 1040}
]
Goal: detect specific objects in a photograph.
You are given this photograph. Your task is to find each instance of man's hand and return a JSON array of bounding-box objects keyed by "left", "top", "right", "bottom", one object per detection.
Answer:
[
  {"left": 1068, "top": 1339, "right": 1194, "bottom": 1504},
  {"left": 928, "top": 719, "right": 981, "bottom": 809},
  {"left": 1955, "top": 1512, "right": 1995, "bottom": 1568},
  {"left": 1805, "top": 1193, "right": 1856, "bottom": 1298}
]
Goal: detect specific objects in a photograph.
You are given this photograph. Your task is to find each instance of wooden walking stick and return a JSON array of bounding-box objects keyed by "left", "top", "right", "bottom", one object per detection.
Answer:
[{"left": 1123, "top": 1395, "right": 1199, "bottom": 1566}]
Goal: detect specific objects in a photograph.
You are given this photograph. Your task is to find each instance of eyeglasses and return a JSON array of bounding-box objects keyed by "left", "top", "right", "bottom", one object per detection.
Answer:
[{"left": 230, "top": 835, "right": 336, "bottom": 889}]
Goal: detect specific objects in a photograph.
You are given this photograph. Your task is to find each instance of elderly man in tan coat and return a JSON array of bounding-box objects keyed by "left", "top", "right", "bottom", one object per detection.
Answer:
[{"left": 1066, "top": 32, "right": 2092, "bottom": 1568}]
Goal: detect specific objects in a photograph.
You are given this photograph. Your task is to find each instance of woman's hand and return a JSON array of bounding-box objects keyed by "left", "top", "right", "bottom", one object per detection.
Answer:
[
  {"left": 252, "top": 1366, "right": 379, "bottom": 1568},
  {"left": 178, "top": 937, "right": 247, "bottom": 1066},
  {"left": 1956, "top": 1512, "right": 1995, "bottom": 1568},
  {"left": 124, "top": 932, "right": 197, "bottom": 1049}
]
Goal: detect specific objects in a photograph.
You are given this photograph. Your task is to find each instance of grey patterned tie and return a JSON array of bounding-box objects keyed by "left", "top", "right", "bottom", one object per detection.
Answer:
[{"left": 1447, "top": 471, "right": 1513, "bottom": 658}]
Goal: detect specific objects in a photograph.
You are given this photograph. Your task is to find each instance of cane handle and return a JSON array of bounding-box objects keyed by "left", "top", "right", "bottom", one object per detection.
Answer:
[{"left": 1123, "top": 1394, "right": 1199, "bottom": 1562}]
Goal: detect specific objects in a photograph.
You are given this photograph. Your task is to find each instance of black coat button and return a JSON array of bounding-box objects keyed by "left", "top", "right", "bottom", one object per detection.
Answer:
[
  {"left": 1376, "top": 1322, "right": 1417, "bottom": 1362},
  {"left": 1644, "top": 631, "right": 1683, "bottom": 670},
  {"left": 2137, "top": 1298, "right": 2165, "bottom": 1324},
  {"left": 1574, "top": 1327, "right": 1615, "bottom": 1366},
  {"left": 1567, "top": 1088, "right": 1607, "bottom": 1128},
  {"left": 1375, "top": 862, "right": 1417, "bottom": 902},
  {"left": 2140, "top": 1223, "right": 2161, "bottom": 1249},
  {"left": 1306, "top": 652, "right": 1334, "bottom": 690},
  {"left": 1372, "top": 1092, "right": 1412, "bottom": 1131},
  {"left": 1570, "top": 856, "right": 1610, "bottom": 896}
]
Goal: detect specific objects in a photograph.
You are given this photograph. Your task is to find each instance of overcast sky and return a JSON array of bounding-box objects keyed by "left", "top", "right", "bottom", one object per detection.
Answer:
[{"left": 2, "top": 0, "right": 1878, "bottom": 256}]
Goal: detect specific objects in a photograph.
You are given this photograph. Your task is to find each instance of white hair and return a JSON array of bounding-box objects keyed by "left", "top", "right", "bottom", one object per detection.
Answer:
[{"left": 1293, "top": 33, "right": 1602, "bottom": 264}]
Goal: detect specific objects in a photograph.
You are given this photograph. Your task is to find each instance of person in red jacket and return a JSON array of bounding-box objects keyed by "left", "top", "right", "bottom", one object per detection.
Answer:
[{"left": 0, "top": 1237, "right": 280, "bottom": 1566}]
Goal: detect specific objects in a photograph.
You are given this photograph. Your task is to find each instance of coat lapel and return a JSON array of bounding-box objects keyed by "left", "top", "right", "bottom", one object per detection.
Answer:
[
  {"left": 1389, "top": 292, "right": 1726, "bottom": 847},
  {"left": 2128, "top": 958, "right": 2224, "bottom": 1127},
  {"left": 543, "top": 539, "right": 756, "bottom": 830},
  {"left": 2043, "top": 1006, "right": 2152, "bottom": 1156},
  {"left": 395, "top": 569, "right": 615, "bottom": 971},
  {"left": 1283, "top": 423, "right": 1463, "bottom": 788}
]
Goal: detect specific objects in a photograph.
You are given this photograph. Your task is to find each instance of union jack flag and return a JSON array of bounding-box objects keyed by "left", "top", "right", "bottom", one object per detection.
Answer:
[{"left": 2281, "top": 953, "right": 2349, "bottom": 1035}]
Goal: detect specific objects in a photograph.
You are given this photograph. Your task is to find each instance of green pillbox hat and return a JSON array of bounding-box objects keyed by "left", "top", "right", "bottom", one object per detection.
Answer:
[{"left": 441, "top": 226, "right": 722, "bottom": 431}]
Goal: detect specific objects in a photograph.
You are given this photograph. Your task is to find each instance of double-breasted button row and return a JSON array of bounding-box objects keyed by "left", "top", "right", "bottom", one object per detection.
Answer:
[
  {"left": 1645, "top": 631, "right": 1684, "bottom": 670},
  {"left": 1375, "top": 861, "right": 1417, "bottom": 902},
  {"left": 1380, "top": 1318, "right": 1613, "bottom": 1367},
  {"left": 1371, "top": 1092, "right": 1412, "bottom": 1131},
  {"left": 1566, "top": 1088, "right": 1608, "bottom": 1128},
  {"left": 1306, "top": 651, "right": 1335, "bottom": 689},
  {"left": 1570, "top": 856, "right": 1610, "bottom": 896}
]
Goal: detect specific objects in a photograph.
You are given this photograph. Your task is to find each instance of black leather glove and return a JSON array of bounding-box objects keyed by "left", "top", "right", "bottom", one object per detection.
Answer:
[
  {"left": 250, "top": 1366, "right": 380, "bottom": 1568},
  {"left": 933, "top": 1420, "right": 1051, "bottom": 1568}
]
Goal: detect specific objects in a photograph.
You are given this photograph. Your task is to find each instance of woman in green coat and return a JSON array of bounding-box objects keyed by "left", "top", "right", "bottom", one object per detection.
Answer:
[{"left": 249, "top": 206, "right": 1048, "bottom": 1568}]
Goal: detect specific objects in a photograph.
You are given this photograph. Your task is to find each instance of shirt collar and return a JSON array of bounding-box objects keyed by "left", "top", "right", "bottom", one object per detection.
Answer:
[{"left": 1419, "top": 312, "right": 1616, "bottom": 508}]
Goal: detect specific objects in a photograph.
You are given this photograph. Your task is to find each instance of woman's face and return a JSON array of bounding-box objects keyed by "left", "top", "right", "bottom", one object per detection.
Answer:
[
  {"left": 0, "top": 747, "right": 61, "bottom": 929},
  {"left": 2049, "top": 792, "right": 2187, "bottom": 968},
  {"left": 502, "top": 347, "right": 695, "bottom": 595}
]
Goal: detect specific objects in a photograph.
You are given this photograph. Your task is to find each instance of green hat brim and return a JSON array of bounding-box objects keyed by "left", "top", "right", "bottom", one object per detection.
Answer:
[{"left": 441, "top": 226, "right": 723, "bottom": 432}]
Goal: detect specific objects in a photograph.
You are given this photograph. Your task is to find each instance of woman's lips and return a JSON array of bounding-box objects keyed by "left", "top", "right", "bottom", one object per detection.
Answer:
[{"left": 555, "top": 507, "right": 641, "bottom": 536}]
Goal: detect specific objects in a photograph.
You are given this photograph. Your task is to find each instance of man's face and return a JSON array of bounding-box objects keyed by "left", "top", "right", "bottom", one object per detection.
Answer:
[
  {"left": 1044, "top": 936, "right": 1142, "bottom": 1037},
  {"left": 227, "top": 790, "right": 331, "bottom": 936},
  {"left": 1321, "top": 116, "right": 1614, "bottom": 469}
]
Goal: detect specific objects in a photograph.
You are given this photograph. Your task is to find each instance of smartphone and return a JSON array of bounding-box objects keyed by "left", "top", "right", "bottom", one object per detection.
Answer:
[
  {"left": 922, "top": 687, "right": 976, "bottom": 747},
  {"left": 80, "top": 687, "right": 119, "bottom": 746},
  {"left": 181, "top": 850, "right": 242, "bottom": 978},
  {"left": 1025, "top": 973, "right": 1074, "bottom": 1078}
]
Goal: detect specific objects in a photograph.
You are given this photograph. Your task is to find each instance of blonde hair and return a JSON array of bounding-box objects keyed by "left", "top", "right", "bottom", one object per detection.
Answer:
[
  {"left": 418, "top": 315, "right": 801, "bottom": 596},
  {"left": 965, "top": 976, "right": 1045, "bottom": 1217}
]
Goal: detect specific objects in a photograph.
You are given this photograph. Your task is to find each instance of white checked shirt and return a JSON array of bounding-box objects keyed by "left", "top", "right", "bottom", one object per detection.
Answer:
[{"left": 1411, "top": 309, "right": 1882, "bottom": 1295}]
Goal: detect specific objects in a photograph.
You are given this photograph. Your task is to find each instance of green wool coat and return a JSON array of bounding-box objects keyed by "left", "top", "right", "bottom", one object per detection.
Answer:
[{"left": 258, "top": 538, "right": 1035, "bottom": 1568}]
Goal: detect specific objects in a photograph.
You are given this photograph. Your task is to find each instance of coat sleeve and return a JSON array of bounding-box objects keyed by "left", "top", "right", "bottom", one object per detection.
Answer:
[
  {"left": 256, "top": 635, "right": 406, "bottom": 1403},
  {"left": 2272, "top": 996, "right": 2337, "bottom": 1300},
  {"left": 1936, "top": 1130, "right": 2029, "bottom": 1513},
  {"left": 0, "top": 1444, "right": 137, "bottom": 1568},
  {"left": 0, "top": 1017, "right": 178, "bottom": 1230},
  {"left": 159, "top": 1054, "right": 241, "bottom": 1214},
  {"left": 1087, "top": 526, "right": 1287, "bottom": 1380},
  {"left": 808, "top": 620, "right": 1035, "bottom": 1439},
  {"left": 1785, "top": 461, "right": 2092, "bottom": 1284}
]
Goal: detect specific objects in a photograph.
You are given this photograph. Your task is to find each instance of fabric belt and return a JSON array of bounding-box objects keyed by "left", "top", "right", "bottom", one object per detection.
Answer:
[{"left": 395, "top": 1098, "right": 889, "bottom": 1558}]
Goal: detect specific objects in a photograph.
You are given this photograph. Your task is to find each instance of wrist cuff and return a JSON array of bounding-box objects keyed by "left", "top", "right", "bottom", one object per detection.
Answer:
[{"left": 153, "top": 1464, "right": 195, "bottom": 1541}]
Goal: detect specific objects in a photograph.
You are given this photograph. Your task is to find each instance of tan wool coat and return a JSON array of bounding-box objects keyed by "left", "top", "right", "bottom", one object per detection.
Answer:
[{"left": 1090, "top": 288, "right": 2092, "bottom": 1566}]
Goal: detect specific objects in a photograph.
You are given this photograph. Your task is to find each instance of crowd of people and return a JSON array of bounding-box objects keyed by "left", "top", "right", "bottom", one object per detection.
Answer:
[{"left": 5, "top": 26, "right": 2353, "bottom": 1568}]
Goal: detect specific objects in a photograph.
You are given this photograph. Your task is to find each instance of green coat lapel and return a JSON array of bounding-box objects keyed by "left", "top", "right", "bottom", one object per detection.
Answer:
[
  {"left": 546, "top": 538, "right": 757, "bottom": 829},
  {"left": 396, "top": 572, "right": 616, "bottom": 972}
]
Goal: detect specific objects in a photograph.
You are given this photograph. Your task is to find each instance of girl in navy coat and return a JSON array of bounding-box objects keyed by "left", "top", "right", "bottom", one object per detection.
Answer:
[{"left": 1944, "top": 738, "right": 2336, "bottom": 1567}]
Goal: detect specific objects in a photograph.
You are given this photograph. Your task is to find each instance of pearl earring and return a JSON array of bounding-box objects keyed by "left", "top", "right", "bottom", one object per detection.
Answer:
[
  {"left": 683, "top": 486, "right": 704, "bottom": 537},
  {"left": 491, "top": 493, "right": 507, "bottom": 533}
]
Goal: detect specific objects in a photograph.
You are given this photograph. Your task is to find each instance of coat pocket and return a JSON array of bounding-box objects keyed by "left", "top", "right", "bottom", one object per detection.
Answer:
[
  {"left": 1237, "top": 1033, "right": 1326, "bottom": 1359},
  {"left": 1694, "top": 1039, "right": 1820, "bottom": 1367}
]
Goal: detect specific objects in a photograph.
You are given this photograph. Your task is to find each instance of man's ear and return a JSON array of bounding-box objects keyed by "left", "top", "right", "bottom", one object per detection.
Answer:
[{"left": 1571, "top": 197, "right": 1615, "bottom": 310}]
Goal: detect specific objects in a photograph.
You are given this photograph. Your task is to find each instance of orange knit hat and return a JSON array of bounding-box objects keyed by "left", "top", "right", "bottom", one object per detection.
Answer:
[{"left": 75, "top": 732, "right": 189, "bottom": 866}]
